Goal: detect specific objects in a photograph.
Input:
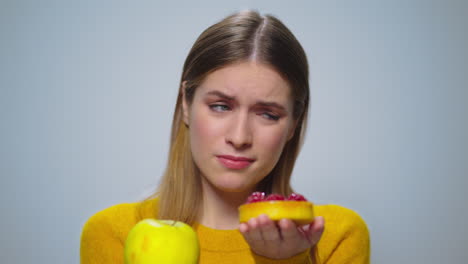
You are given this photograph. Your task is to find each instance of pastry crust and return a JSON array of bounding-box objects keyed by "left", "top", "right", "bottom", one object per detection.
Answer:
[{"left": 239, "top": 201, "right": 314, "bottom": 225}]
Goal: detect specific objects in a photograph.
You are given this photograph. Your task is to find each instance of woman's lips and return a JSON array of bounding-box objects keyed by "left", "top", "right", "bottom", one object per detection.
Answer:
[{"left": 217, "top": 155, "right": 255, "bottom": 170}]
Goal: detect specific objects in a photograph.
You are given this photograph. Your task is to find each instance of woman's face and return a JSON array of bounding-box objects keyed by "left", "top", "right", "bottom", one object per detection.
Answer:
[{"left": 183, "top": 61, "right": 296, "bottom": 194}]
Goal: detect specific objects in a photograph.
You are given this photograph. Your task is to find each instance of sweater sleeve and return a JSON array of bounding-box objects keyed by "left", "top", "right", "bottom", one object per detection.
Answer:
[
  {"left": 317, "top": 205, "right": 370, "bottom": 264},
  {"left": 80, "top": 203, "right": 139, "bottom": 264},
  {"left": 252, "top": 249, "right": 312, "bottom": 264}
]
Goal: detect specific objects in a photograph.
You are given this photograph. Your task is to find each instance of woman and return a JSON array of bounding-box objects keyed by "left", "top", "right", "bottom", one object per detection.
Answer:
[{"left": 81, "top": 10, "right": 370, "bottom": 264}]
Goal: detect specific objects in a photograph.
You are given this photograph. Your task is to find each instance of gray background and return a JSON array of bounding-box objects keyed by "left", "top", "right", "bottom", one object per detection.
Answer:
[{"left": 1, "top": 0, "right": 467, "bottom": 263}]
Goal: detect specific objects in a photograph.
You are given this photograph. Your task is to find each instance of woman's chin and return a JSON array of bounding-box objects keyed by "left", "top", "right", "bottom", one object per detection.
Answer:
[
  {"left": 201, "top": 171, "right": 262, "bottom": 194},
  {"left": 211, "top": 179, "right": 255, "bottom": 193},
  {"left": 214, "top": 183, "right": 250, "bottom": 193}
]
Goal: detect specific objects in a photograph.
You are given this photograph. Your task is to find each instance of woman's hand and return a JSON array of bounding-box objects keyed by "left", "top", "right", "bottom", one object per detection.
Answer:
[{"left": 239, "top": 214, "right": 325, "bottom": 259}]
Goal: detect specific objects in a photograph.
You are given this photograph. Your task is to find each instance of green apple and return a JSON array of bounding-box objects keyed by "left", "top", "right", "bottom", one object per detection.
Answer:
[{"left": 124, "top": 219, "right": 199, "bottom": 264}]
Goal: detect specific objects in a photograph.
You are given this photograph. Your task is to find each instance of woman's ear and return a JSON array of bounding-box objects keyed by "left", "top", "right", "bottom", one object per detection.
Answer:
[{"left": 181, "top": 81, "right": 189, "bottom": 126}]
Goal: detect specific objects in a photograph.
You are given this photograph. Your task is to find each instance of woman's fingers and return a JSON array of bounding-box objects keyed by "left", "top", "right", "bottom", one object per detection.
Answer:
[
  {"left": 278, "top": 218, "right": 310, "bottom": 253},
  {"left": 242, "top": 216, "right": 264, "bottom": 248},
  {"left": 307, "top": 216, "right": 325, "bottom": 244},
  {"left": 257, "top": 214, "right": 280, "bottom": 242},
  {"left": 278, "top": 218, "right": 298, "bottom": 241},
  {"left": 241, "top": 214, "right": 280, "bottom": 244},
  {"left": 242, "top": 216, "right": 324, "bottom": 245},
  {"left": 240, "top": 215, "right": 325, "bottom": 259},
  {"left": 240, "top": 214, "right": 281, "bottom": 258},
  {"left": 299, "top": 216, "right": 325, "bottom": 244},
  {"left": 239, "top": 222, "right": 249, "bottom": 233}
]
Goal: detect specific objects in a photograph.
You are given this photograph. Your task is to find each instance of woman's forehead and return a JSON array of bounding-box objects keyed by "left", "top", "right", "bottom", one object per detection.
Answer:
[{"left": 197, "top": 62, "right": 292, "bottom": 104}]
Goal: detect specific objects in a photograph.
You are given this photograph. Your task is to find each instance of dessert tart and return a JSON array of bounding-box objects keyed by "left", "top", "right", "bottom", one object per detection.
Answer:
[{"left": 239, "top": 192, "right": 315, "bottom": 225}]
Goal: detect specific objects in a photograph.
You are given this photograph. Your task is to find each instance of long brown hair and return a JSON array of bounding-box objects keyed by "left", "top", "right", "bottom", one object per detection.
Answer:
[{"left": 152, "top": 9, "right": 310, "bottom": 225}]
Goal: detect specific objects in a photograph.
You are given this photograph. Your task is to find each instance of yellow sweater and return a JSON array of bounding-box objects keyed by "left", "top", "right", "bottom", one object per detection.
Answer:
[{"left": 80, "top": 199, "right": 370, "bottom": 263}]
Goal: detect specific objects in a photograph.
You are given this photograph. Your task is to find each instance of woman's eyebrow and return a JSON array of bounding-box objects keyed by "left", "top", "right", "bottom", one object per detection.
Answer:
[
  {"left": 256, "top": 101, "right": 287, "bottom": 112},
  {"left": 205, "top": 90, "right": 287, "bottom": 111},
  {"left": 205, "top": 90, "right": 235, "bottom": 101}
]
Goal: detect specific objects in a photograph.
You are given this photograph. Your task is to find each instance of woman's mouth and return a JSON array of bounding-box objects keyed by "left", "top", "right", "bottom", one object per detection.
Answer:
[{"left": 216, "top": 155, "right": 255, "bottom": 170}]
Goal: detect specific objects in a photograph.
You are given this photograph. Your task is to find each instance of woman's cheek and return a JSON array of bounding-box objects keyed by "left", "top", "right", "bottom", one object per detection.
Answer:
[
  {"left": 190, "top": 112, "right": 224, "bottom": 152},
  {"left": 200, "top": 114, "right": 224, "bottom": 135},
  {"left": 259, "top": 127, "right": 289, "bottom": 158}
]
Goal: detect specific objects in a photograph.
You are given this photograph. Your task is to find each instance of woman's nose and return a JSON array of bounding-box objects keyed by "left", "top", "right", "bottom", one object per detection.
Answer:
[{"left": 225, "top": 112, "right": 252, "bottom": 150}]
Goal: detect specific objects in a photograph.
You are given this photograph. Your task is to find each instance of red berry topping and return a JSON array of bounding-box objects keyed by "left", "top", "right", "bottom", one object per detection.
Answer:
[
  {"left": 265, "top": 194, "right": 285, "bottom": 201},
  {"left": 287, "top": 193, "right": 307, "bottom": 201},
  {"left": 246, "top": 192, "right": 265, "bottom": 203}
]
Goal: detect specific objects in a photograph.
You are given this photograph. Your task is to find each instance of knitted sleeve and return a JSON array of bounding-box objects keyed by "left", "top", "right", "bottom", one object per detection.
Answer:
[
  {"left": 316, "top": 205, "right": 371, "bottom": 264},
  {"left": 80, "top": 203, "right": 138, "bottom": 264},
  {"left": 253, "top": 249, "right": 312, "bottom": 264}
]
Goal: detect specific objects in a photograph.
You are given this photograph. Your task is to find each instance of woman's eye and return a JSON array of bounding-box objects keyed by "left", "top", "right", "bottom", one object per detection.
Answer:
[
  {"left": 261, "top": 112, "right": 280, "bottom": 121},
  {"left": 210, "top": 104, "right": 230, "bottom": 112}
]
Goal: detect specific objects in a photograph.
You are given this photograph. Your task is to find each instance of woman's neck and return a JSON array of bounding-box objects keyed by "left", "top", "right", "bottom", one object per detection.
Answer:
[{"left": 198, "top": 181, "right": 253, "bottom": 230}]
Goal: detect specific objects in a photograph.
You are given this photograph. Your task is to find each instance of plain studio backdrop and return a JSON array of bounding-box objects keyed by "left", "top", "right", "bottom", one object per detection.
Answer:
[{"left": 1, "top": 0, "right": 467, "bottom": 263}]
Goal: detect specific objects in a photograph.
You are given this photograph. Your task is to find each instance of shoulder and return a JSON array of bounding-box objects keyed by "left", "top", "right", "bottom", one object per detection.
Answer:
[
  {"left": 314, "top": 204, "right": 371, "bottom": 263},
  {"left": 315, "top": 204, "right": 368, "bottom": 232},
  {"left": 81, "top": 199, "right": 158, "bottom": 243},
  {"left": 81, "top": 203, "right": 138, "bottom": 243},
  {"left": 80, "top": 202, "right": 143, "bottom": 262}
]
